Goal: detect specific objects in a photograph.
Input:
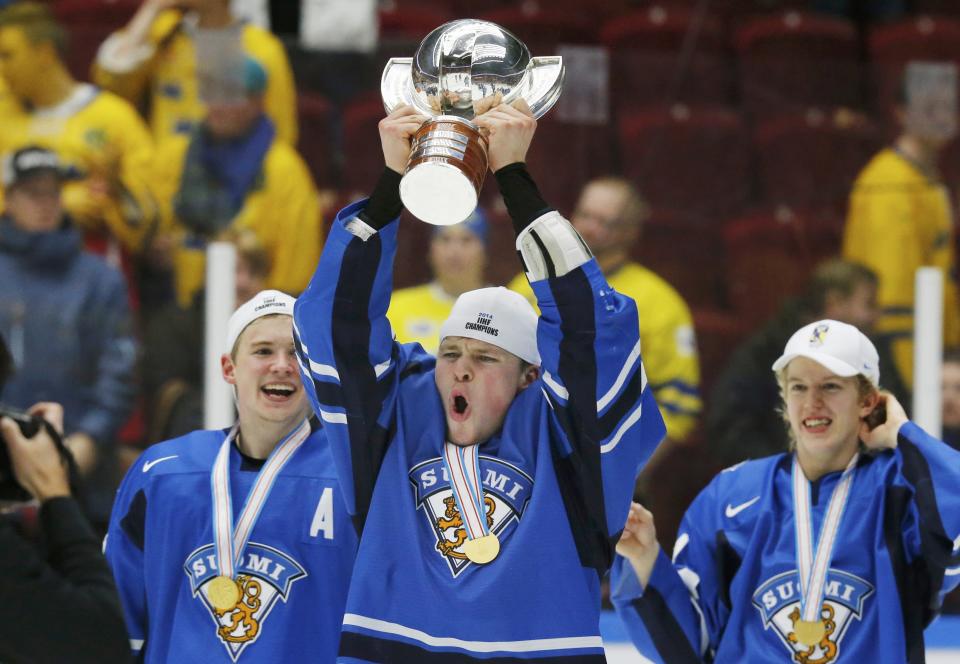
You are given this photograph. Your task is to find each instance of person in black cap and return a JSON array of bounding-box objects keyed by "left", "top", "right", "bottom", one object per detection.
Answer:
[{"left": 0, "top": 145, "right": 137, "bottom": 530}]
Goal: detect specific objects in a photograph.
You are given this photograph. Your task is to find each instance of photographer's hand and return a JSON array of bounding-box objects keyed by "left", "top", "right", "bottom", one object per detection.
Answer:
[{"left": 1, "top": 402, "right": 70, "bottom": 502}]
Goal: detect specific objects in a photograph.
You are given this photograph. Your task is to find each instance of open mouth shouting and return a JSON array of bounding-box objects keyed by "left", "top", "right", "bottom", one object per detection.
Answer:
[
  {"left": 261, "top": 382, "right": 297, "bottom": 403},
  {"left": 449, "top": 390, "right": 471, "bottom": 422}
]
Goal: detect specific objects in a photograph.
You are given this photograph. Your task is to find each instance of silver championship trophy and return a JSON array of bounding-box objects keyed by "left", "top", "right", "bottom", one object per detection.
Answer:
[{"left": 381, "top": 19, "right": 565, "bottom": 225}]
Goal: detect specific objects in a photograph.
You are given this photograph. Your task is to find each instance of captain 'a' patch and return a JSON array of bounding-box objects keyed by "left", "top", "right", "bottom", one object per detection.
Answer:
[
  {"left": 752, "top": 569, "right": 874, "bottom": 663},
  {"left": 409, "top": 455, "right": 533, "bottom": 577},
  {"left": 183, "top": 542, "right": 306, "bottom": 661}
]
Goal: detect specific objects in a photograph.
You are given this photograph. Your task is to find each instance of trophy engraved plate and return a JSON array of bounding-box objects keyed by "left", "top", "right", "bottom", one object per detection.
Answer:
[{"left": 381, "top": 19, "right": 565, "bottom": 225}]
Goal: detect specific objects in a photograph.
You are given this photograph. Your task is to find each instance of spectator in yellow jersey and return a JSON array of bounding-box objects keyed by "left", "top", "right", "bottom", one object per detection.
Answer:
[
  {"left": 0, "top": 2, "right": 158, "bottom": 255},
  {"left": 387, "top": 209, "right": 489, "bottom": 354},
  {"left": 150, "top": 55, "right": 320, "bottom": 308},
  {"left": 843, "top": 63, "right": 960, "bottom": 390},
  {"left": 93, "top": 0, "right": 297, "bottom": 146},
  {"left": 508, "top": 177, "right": 701, "bottom": 442}
]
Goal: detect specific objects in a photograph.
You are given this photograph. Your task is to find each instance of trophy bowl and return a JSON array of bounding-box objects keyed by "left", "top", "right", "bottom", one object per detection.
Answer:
[{"left": 381, "top": 19, "right": 564, "bottom": 225}]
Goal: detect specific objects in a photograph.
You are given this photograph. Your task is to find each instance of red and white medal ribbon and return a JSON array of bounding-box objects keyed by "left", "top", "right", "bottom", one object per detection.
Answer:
[
  {"left": 211, "top": 419, "right": 312, "bottom": 580},
  {"left": 792, "top": 452, "right": 859, "bottom": 624},
  {"left": 442, "top": 441, "right": 490, "bottom": 544}
]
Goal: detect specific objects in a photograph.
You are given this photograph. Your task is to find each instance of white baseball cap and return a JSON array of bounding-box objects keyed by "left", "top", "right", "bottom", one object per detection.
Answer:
[
  {"left": 439, "top": 287, "right": 540, "bottom": 365},
  {"left": 772, "top": 319, "right": 880, "bottom": 386},
  {"left": 225, "top": 289, "right": 296, "bottom": 353}
]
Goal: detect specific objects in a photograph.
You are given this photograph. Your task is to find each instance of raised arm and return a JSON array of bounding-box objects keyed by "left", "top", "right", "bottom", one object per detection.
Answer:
[
  {"left": 860, "top": 393, "right": 960, "bottom": 620},
  {"left": 477, "top": 102, "right": 666, "bottom": 572},
  {"left": 293, "top": 106, "right": 428, "bottom": 522}
]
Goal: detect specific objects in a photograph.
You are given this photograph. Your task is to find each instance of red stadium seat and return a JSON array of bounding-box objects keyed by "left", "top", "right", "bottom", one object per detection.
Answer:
[
  {"left": 377, "top": 5, "right": 455, "bottom": 60},
  {"left": 753, "top": 108, "right": 881, "bottom": 209},
  {"left": 734, "top": 11, "right": 862, "bottom": 116},
  {"left": 52, "top": 0, "right": 139, "bottom": 28},
  {"left": 868, "top": 16, "right": 960, "bottom": 124},
  {"left": 632, "top": 210, "right": 726, "bottom": 310},
  {"left": 910, "top": 2, "right": 960, "bottom": 18},
  {"left": 341, "top": 93, "right": 388, "bottom": 196},
  {"left": 476, "top": 7, "right": 597, "bottom": 53},
  {"left": 520, "top": 115, "right": 615, "bottom": 217},
  {"left": 65, "top": 25, "right": 113, "bottom": 82},
  {"left": 296, "top": 92, "right": 334, "bottom": 189},
  {"left": 599, "top": 7, "right": 734, "bottom": 109},
  {"left": 723, "top": 207, "right": 831, "bottom": 325},
  {"left": 618, "top": 104, "right": 752, "bottom": 220},
  {"left": 691, "top": 307, "right": 753, "bottom": 396}
]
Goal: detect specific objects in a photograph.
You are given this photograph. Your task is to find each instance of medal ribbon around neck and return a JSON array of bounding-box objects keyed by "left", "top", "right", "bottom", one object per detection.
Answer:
[
  {"left": 792, "top": 452, "right": 859, "bottom": 633},
  {"left": 211, "top": 419, "right": 312, "bottom": 584},
  {"left": 442, "top": 441, "right": 499, "bottom": 563}
]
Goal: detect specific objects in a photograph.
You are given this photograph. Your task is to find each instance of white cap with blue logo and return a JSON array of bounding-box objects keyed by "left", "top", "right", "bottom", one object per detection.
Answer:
[{"left": 772, "top": 319, "right": 880, "bottom": 386}]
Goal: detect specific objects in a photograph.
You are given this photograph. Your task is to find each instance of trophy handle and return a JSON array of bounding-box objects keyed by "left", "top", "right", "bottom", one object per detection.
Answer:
[
  {"left": 381, "top": 57, "right": 416, "bottom": 113},
  {"left": 525, "top": 56, "right": 565, "bottom": 120}
]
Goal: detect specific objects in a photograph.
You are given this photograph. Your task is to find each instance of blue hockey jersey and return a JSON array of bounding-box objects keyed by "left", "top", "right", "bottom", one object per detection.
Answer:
[
  {"left": 293, "top": 200, "right": 666, "bottom": 662},
  {"left": 105, "top": 421, "right": 357, "bottom": 662},
  {"left": 611, "top": 422, "right": 960, "bottom": 663}
]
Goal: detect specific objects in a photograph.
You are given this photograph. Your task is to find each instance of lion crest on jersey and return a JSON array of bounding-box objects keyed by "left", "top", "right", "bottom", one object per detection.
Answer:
[
  {"left": 409, "top": 455, "right": 533, "bottom": 577},
  {"left": 183, "top": 542, "right": 307, "bottom": 661},
  {"left": 752, "top": 569, "right": 874, "bottom": 663}
]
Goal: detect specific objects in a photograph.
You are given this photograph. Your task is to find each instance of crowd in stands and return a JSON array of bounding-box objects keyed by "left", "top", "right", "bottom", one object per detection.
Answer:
[{"left": 1, "top": 0, "right": 959, "bottom": 613}]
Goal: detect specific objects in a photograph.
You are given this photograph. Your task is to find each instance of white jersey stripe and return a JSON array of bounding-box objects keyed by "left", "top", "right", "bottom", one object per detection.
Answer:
[
  {"left": 600, "top": 403, "right": 643, "bottom": 454},
  {"left": 310, "top": 359, "right": 340, "bottom": 381},
  {"left": 946, "top": 566, "right": 960, "bottom": 576},
  {"left": 130, "top": 639, "right": 144, "bottom": 651},
  {"left": 597, "top": 339, "right": 642, "bottom": 412},
  {"left": 374, "top": 358, "right": 393, "bottom": 378},
  {"left": 342, "top": 614, "right": 603, "bottom": 653},
  {"left": 542, "top": 371, "right": 568, "bottom": 401},
  {"left": 319, "top": 409, "right": 348, "bottom": 424}
]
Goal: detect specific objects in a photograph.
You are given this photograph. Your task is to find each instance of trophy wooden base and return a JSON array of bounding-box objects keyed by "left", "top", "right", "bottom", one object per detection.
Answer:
[{"left": 401, "top": 115, "right": 488, "bottom": 225}]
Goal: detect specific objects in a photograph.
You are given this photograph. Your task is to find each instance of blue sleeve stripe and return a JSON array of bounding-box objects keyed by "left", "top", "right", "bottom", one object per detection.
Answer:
[
  {"left": 660, "top": 402, "right": 702, "bottom": 416},
  {"left": 598, "top": 367, "right": 644, "bottom": 441},
  {"left": 597, "top": 339, "right": 642, "bottom": 412},
  {"left": 330, "top": 233, "right": 392, "bottom": 519},
  {"left": 600, "top": 402, "right": 643, "bottom": 454},
  {"left": 629, "top": 589, "right": 702, "bottom": 663},
  {"left": 649, "top": 379, "right": 700, "bottom": 397},
  {"left": 882, "top": 306, "right": 914, "bottom": 316},
  {"left": 898, "top": 426, "right": 960, "bottom": 602}
]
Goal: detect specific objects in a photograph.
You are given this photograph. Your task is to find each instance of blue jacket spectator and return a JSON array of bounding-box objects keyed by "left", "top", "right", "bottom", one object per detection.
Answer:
[{"left": 0, "top": 146, "right": 136, "bottom": 527}]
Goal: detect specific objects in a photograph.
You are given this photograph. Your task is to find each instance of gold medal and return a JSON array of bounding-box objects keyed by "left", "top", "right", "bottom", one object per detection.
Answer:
[
  {"left": 462, "top": 533, "right": 500, "bottom": 564},
  {"left": 794, "top": 619, "right": 825, "bottom": 647},
  {"left": 208, "top": 575, "right": 241, "bottom": 611}
]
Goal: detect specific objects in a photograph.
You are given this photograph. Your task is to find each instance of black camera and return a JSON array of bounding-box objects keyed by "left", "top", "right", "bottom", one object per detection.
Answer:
[{"left": 0, "top": 403, "right": 69, "bottom": 502}]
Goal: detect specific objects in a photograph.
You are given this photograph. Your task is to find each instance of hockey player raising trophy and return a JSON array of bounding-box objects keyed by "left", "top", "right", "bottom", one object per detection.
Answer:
[{"left": 381, "top": 18, "right": 565, "bottom": 225}]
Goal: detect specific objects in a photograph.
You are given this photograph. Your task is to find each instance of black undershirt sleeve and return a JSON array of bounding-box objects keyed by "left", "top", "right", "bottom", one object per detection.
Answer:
[
  {"left": 494, "top": 162, "right": 554, "bottom": 237},
  {"left": 357, "top": 167, "right": 403, "bottom": 230}
]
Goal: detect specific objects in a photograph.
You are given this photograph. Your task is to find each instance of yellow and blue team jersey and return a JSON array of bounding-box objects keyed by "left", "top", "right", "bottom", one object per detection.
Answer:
[
  {"left": 0, "top": 83, "right": 157, "bottom": 253},
  {"left": 293, "top": 201, "right": 666, "bottom": 662},
  {"left": 92, "top": 10, "right": 297, "bottom": 146},
  {"left": 105, "top": 422, "right": 358, "bottom": 663},
  {"left": 386, "top": 282, "right": 457, "bottom": 354},
  {"left": 844, "top": 147, "right": 960, "bottom": 388},
  {"left": 150, "top": 133, "right": 321, "bottom": 307},
  {"left": 612, "top": 423, "right": 960, "bottom": 662},
  {"left": 509, "top": 261, "right": 701, "bottom": 441}
]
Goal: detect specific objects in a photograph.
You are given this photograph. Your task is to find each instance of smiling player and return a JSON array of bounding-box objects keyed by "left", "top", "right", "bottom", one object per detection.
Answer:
[
  {"left": 611, "top": 319, "right": 960, "bottom": 663},
  {"left": 292, "top": 101, "right": 666, "bottom": 662},
  {"left": 105, "top": 290, "right": 356, "bottom": 662}
]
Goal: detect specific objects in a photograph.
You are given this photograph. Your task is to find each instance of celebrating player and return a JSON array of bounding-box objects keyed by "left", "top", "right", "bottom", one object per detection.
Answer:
[
  {"left": 612, "top": 319, "right": 960, "bottom": 662},
  {"left": 292, "top": 102, "right": 665, "bottom": 661},
  {"left": 106, "top": 291, "right": 356, "bottom": 662}
]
